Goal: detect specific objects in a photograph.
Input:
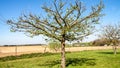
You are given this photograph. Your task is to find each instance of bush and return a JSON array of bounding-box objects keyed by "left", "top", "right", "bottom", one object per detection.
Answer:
[
  {"left": 72, "top": 42, "right": 92, "bottom": 47},
  {"left": 92, "top": 38, "right": 113, "bottom": 46}
]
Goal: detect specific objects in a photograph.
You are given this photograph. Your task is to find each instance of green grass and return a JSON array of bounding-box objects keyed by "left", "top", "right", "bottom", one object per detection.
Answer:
[
  {"left": 0, "top": 52, "right": 56, "bottom": 62},
  {"left": 0, "top": 49, "right": 120, "bottom": 68}
]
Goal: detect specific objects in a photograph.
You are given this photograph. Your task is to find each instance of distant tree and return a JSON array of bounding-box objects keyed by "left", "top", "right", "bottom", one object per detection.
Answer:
[
  {"left": 49, "top": 40, "right": 61, "bottom": 52},
  {"left": 15, "top": 45, "right": 17, "bottom": 56},
  {"left": 7, "top": 0, "right": 104, "bottom": 68},
  {"left": 92, "top": 38, "right": 107, "bottom": 46},
  {"left": 100, "top": 24, "right": 120, "bottom": 55}
]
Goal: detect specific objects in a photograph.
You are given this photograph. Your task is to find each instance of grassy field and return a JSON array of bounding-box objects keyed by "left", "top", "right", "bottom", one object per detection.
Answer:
[
  {"left": 0, "top": 49, "right": 120, "bottom": 68},
  {"left": 0, "top": 46, "right": 114, "bottom": 57}
]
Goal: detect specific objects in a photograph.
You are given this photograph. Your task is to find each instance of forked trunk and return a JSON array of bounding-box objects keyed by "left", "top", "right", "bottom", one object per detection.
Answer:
[{"left": 61, "top": 38, "right": 66, "bottom": 68}]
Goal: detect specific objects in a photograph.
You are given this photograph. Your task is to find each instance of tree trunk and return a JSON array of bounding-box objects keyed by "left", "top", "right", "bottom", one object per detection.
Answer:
[
  {"left": 44, "top": 46, "right": 47, "bottom": 53},
  {"left": 113, "top": 45, "right": 117, "bottom": 55},
  {"left": 61, "top": 38, "right": 66, "bottom": 68},
  {"left": 15, "top": 45, "right": 17, "bottom": 56}
]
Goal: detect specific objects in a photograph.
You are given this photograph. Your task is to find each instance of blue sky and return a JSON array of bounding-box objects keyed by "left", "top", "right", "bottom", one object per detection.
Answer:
[{"left": 0, "top": 0, "right": 120, "bottom": 45}]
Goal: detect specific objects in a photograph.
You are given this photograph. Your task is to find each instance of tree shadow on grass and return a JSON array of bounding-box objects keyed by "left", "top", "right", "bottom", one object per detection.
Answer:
[
  {"left": 0, "top": 52, "right": 57, "bottom": 62},
  {"left": 97, "top": 52, "right": 120, "bottom": 54},
  {"left": 38, "top": 58, "right": 96, "bottom": 67}
]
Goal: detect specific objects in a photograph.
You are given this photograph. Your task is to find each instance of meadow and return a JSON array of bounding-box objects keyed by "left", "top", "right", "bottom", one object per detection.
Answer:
[
  {"left": 0, "top": 49, "right": 120, "bottom": 68},
  {"left": 0, "top": 46, "right": 113, "bottom": 57}
]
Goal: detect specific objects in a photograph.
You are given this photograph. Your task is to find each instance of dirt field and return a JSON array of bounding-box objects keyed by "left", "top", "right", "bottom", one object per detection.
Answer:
[{"left": 0, "top": 46, "right": 120, "bottom": 57}]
